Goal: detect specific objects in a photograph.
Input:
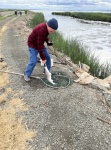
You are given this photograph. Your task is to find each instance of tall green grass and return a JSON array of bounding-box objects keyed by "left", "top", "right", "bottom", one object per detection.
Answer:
[
  {"left": 0, "top": 15, "right": 4, "bottom": 21},
  {"left": 52, "top": 12, "right": 111, "bottom": 23},
  {"left": 29, "top": 12, "right": 110, "bottom": 78},
  {"left": 30, "top": 12, "right": 45, "bottom": 28}
]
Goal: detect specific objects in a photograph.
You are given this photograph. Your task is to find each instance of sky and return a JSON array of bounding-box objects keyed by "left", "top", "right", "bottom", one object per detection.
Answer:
[{"left": 0, "top": 0, "right": 111, "bottom": 11}]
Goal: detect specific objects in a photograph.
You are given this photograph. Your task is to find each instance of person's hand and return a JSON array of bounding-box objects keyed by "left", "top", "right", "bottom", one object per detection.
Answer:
[
  {"left": 42, "top": 60, "right": 46, "bottom": 65},
  {"left": 47, "top": 42, "right": 53, "bottom": 46}
]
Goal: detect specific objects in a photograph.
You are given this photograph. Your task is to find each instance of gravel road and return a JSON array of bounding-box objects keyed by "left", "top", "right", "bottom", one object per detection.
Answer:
[{"left": 0, "top": 12, "right": 111, "bottom": 150}]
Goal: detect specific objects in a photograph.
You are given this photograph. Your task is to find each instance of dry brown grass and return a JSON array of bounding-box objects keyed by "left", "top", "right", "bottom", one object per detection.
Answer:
[
  {"left": 9, "top": 98, "right": 28, "bottom": 111},
  {"left": 0, "top": 73, "right": 9, "bottom": 87},
  {"left": 0, "top": 77, "right": 36, "bottom": 150},
  {"left": 0, "top": 106, "right": 35, "bottom": 150},
  {"left": 0, "top": 76, "right": 36, "bottom": 150},
  {"left": 0, "top": 93, "right": 7, "bottom": 103},
  {"left": 0, "top": 23, "right": 36, "bottom": 150}
]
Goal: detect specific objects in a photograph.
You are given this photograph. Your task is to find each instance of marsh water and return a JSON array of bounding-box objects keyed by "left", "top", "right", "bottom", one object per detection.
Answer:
[{"left": 34, "top": 10, "right": 111, "bottom": 65}]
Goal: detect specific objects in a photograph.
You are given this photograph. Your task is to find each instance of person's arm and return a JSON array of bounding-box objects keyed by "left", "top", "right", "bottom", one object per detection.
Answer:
[
  {"left": 45, "top": 37, "right": 53, "bottom": 46},
  {"left": 37, "top": 35, "right": 46, "bottom": 61},
  {"left": 36, "top": 24, "right": 49, "bottom": 62}
]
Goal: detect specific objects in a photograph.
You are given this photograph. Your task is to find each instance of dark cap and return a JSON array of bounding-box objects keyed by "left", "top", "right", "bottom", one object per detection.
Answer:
[{"left": 47, "top": 18, "right": 58, "bottom": 30}]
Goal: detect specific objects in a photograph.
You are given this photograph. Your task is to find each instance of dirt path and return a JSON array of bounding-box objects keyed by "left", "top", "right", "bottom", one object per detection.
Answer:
[{"left": 0, "top": 12, "right": 111, "bottom": 150}]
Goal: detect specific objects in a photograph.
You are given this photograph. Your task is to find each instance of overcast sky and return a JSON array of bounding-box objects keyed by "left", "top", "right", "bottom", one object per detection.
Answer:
[{"left": 0, "top": 0, "right": 111, "bottom": 11}]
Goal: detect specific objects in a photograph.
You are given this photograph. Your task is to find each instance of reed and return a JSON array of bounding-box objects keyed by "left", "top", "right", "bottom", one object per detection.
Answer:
[
  {"left": 52, "top": 12, "right": 111, "bottom": 23},
  {"left": 29, "top": 12, "right": 110, "bottom": 78}
]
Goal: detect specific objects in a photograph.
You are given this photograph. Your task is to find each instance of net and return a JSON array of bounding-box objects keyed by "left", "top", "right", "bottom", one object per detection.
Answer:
[{"left": 41, "top": 72, "right": 71, "bottom": 88}]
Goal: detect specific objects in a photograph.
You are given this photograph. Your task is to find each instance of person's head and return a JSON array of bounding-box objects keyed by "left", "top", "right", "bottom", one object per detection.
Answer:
[{"left": 47, "top": 18, "right": 58, "bottom": 33}]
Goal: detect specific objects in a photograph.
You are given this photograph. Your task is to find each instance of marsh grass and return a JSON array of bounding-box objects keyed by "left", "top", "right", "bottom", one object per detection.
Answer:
[
  {"left": 49, "top": 32, "right": 110, "bottom": 78},
  {"left": 30, "top": 12, "right": 110, "bottom": 78},
  {"left": 0, "top": 16, "right": 4, "bottom": 21},
  {"left": 52, "top": 12, "right": 111, "bottom": 23},
  {"left": 0, "top": 14, "right": 8, "bottom": 21},
  {"left": 30, "top": 12, "right": 45, "bottom": 28}
]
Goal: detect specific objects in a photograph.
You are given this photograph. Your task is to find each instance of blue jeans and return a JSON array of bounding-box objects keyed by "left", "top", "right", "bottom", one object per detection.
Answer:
[{"left": 25, "top": 47, "right": 51, "bottom": 77}]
